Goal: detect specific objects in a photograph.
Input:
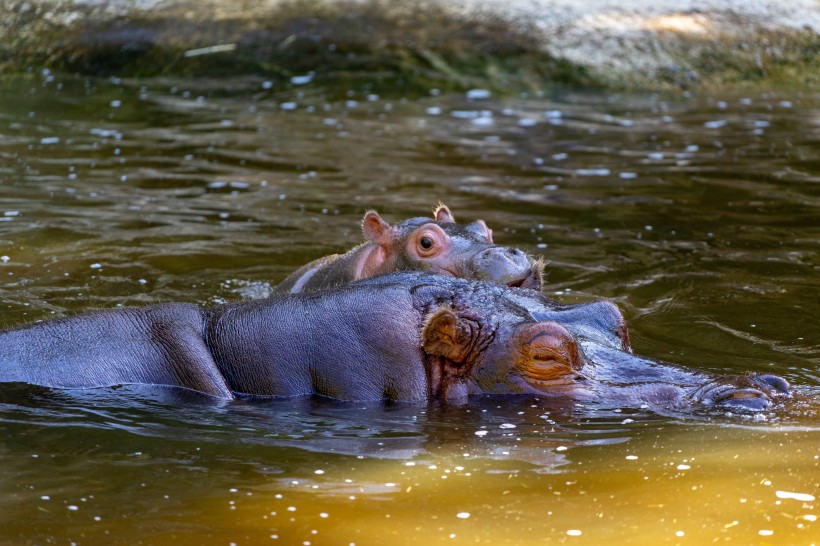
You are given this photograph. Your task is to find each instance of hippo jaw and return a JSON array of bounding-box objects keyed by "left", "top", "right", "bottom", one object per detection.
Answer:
[{"left": 421, "top": 306, "right": 583, "bottom": 399}]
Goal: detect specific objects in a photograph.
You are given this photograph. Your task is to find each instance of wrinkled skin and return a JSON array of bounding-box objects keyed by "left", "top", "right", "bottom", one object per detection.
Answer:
[
  {"left": 273, "top": 204, "right": 542, "bottom": 294},
  {"left": 0, "top": 273, "right": 790, "bottom": 413},
  {"left": 356, "top": 273, "right": 792, "bottom": 412}
]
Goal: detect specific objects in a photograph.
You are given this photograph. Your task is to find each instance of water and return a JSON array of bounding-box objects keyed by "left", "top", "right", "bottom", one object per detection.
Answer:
[{"left": 0, "top": 73, "right": 818, "bottom": 544}]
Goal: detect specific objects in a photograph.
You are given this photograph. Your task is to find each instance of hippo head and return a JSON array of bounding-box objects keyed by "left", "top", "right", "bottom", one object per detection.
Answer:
[
  {"left": 416, "top": 287, "right": 583, "bottom": 400},
  {"left": 391, "top": 274, "right": 791, "bottom": 411},
  {"left": 360, "top": 204, "right": 542, "bottom": 290}
]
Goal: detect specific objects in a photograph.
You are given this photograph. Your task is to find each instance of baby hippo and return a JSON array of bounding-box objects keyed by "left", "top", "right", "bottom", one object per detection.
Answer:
[
  {"left": 273, "top": 204, "right": 542, "bottom": 293},
  {"left": 0, "top": 273, "right": 790, "bottom": 413}
]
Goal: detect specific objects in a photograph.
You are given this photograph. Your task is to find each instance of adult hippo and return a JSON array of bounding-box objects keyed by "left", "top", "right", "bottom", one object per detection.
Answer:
[
  {"left": 272, "top": 204, "right": 542, "bottom": 293},
  {"left": 0, "top": 273, "right": 789, "bottom": 413}
]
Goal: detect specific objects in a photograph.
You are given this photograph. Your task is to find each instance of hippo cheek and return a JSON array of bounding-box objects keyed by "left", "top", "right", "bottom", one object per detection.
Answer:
[{"left": 511, "top": 321, "right": 583, "bottom": 391}]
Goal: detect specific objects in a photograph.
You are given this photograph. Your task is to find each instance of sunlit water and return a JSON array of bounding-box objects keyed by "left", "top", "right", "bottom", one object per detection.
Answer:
[{"left": 0, "top": 73, "right": 818, "bottom": 545}]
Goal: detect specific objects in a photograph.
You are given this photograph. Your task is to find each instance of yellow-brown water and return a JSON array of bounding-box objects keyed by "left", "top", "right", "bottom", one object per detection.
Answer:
[{"left": 0, "top": 74, "right": 817, "bottom": 545}]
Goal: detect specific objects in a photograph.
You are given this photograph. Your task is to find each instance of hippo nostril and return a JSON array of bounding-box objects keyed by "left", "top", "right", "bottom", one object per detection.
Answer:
[
  {"left": 717, "top": 390, "right": 772, "bottom": 412},
  {"left": 756, "top": 374, "right": 791, "bottom": 396},
  {"left": 471, "top": 247, "right": 541, "bottom": 288}
]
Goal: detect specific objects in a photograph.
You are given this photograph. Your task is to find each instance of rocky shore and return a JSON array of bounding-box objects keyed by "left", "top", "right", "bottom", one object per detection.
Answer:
[{"left": 2, "top": 0, "right": 818, "bottom": 92}]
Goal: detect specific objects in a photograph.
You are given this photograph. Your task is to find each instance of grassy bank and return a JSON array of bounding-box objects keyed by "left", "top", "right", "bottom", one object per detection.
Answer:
[{"left": 1, "top": 0, "right": 817, "bottom": 94}]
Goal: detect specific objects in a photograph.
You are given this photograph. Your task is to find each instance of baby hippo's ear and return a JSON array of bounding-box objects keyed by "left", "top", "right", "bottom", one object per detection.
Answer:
[
  {"left": 362, "top": 210, "right": 393, "bottom": 245},
  {"left": 465, "top": 219, "right": 493, "bottom": 243},
  {"left": 422, "top": 307, "right": 470, "bottom": 364},
  {"left": 433, "top": 203, "right": 456, "bottom": 223}
]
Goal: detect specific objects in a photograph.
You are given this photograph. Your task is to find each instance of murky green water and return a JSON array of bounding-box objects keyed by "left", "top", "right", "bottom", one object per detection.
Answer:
[{"left": 1, "top": 73, "right": 818, "bottom": 544}]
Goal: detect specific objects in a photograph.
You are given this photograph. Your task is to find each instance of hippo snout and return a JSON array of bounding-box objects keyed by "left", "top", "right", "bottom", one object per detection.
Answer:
[
  {"left": 474, "top": 247, "right": 540, "bottom": 289},
  {"left": 689, "top": 373, "right": 791, "bottom": 412}
]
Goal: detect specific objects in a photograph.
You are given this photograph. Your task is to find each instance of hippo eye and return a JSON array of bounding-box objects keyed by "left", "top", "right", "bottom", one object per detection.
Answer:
[{"left": 412, "top": 225, "right": 447, "bottom": 258}]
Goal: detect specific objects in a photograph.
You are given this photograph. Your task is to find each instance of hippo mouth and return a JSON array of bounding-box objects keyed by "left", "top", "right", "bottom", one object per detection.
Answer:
[
  {"left": 505, "top": 268, "right": 543, "bottom": 291},
  {"left": 506, "top": 277, "right": 529, "bottom": 289}
]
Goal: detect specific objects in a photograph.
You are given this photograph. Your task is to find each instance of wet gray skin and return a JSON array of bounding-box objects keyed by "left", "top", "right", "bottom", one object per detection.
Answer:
[
  {"left": 355, "top": 273, "right": 792, "bottom": 413},
  {"left": 273, "top": 204, "right": 542, "bottom": 294},
  {"left": 0, "top": 272, "right": 789, "bottom": 413}
]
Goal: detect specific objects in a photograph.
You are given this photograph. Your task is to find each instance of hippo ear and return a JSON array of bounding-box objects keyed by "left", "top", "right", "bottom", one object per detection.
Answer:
[
  {"left": 422, "top": 307, "right": 472, "bottom": 364},
  {"left": 465, "top": 219, "right": 493, "bottom": 243},
  {"left": 362, "top": 210, "right": 393, "bottom": 246},
  {"left": 433, "top": 203, "right": 456, "bottom": 223}
]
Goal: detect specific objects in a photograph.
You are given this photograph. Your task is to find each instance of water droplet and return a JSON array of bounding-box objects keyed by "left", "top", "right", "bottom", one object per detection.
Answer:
[
  {"left": 466, "top": 89, "right": 491, "bottom": 100},
  {"left": 575, "top": 168, "right": 610, "bottom": 176},
  {"left": 704, "top": 120, "right": 727, "bottom": 129},
  {"left": 775, "top": 491, "right": 815, "bottom": 502},
  {"left": 291, "top": 73, "right": 314, "bottom": 85}
]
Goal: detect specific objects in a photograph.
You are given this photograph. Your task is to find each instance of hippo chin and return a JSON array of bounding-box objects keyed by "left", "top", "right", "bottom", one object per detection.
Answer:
[
  {"left": 273, "top": 204, "right": 542, "bottom": 294},
  {"left": 0, "top": 273, "right": 790, "bottom": 414}
]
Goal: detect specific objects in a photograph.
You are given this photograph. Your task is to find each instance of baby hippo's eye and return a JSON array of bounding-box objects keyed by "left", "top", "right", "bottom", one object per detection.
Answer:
[{"left": 411, "top": 225, "right": 447, "bottom": 258}]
